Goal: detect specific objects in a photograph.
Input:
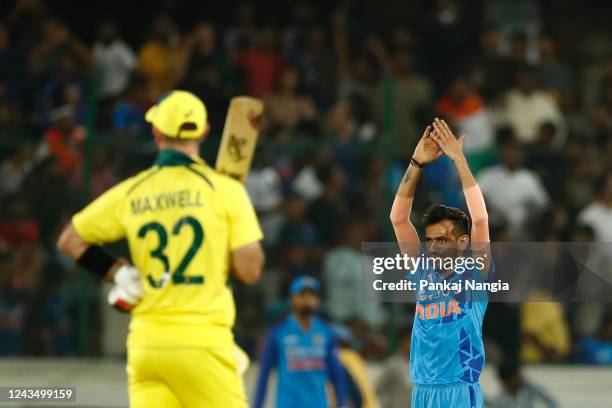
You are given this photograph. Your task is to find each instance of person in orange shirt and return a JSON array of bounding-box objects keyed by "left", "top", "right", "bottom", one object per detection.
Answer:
[
  {"left": 436, "top": 74, "right": 494, "bottom": 173},
  {"left": 43, "top": 104, "right": 85, "bottom": 184}
]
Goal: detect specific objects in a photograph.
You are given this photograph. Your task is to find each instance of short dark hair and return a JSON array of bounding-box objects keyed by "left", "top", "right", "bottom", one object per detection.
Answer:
[{"left": 421, "top": 204, "right": 470, "bottom": 237}]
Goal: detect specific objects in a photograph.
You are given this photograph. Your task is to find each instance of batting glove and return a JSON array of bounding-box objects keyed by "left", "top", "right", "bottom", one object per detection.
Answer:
[{"left": 107, "top": 265, "right": 144, "bottom": 313}]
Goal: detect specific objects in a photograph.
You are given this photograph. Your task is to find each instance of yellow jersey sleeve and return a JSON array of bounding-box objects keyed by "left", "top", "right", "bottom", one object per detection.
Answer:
[
  {"left": 225, "top": 179, "right": 263, "bottom": 250},
  {"left": 72, "top": 181, "right": 129, "bottom": 245}
]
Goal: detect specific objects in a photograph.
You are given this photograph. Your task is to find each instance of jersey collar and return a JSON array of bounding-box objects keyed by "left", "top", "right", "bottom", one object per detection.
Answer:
[{"left": 154, "top": 149, "right": 205, "bottom": 167}]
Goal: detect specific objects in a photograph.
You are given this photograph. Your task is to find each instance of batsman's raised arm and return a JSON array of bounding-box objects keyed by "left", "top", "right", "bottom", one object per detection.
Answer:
[{"left": 390, "top": 125, "right": 443, "bottom": 254}]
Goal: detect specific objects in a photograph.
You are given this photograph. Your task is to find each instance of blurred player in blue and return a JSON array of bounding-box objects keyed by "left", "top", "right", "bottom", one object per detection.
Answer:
[
  {"left": 390, "top": 119, "right": 492, "bottom": 408},
  {"left": 253, "top": 276, "right": 347, "bottom": 408}
]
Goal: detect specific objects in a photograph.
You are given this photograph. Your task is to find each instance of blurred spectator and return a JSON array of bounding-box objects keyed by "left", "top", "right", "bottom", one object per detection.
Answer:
[
  {"left": 484, "top": 302, "right": 521, "bottom": 366},
  {"left": 333, "top": 324, "right": 381, "bottom": 408},
  {"left": 327, "top": 99, "right": 367, "bottom": 187},
  {"left": 234, "top": 27, "right": 284, "bottom": 99},
  {"left": 280, "top": 1, "right": 315, "bottom": 58},
  {"left": 508, "top": 32, "right": 530, "bottom": 68},
  {"left": 307, "top": 164, "right": 347, "bottom": 247},
  {"left": 577, "top": 307, "right": 612, "bottom": 364},
  {"left": 31, "top": 24, "right": 92, "bottom": 126},
  {"left": 589, "top": 80, "right": 612, "bottom": 145},
  {"left": 278, "top": 193, "right": 318, "bottom": 249},
  {"left": 138, "top": 15, "right": 184, "bottom": 97},
  {"left": 525, "top": 122, "right": 569, "bottom": 200},
  {"left": 39, "top": 52, "right": 89, "bottom": 126},
  {"left": 292, "top": 149, "right": 332, "bottom": 204},
  {"left": 7, "top": 0, "right": 49, "bottom": 52},
  {"left": 0, "top": 145, "right": 35, "bottom": 200},
  {"left": 323, "top": 219, "right": 383, "bottom": 330},
  {"left": 332, "top": 7, "right": 380, "bottom": 104},
  {"left": 0, "top": 21, "right": 21, "bottom": 103},
  {"left": 42, "top": 54, "right": 87, "bottom": 117},
  {"left": 419, "top": 0, "right": 479, "bottom": 93},
  {"left": 336, "top": 51, "right": 379, "bottom": 104},
  {"left": 93, "top": 20, "right": 136, "bottom": 99},
  {"left": 223, "top": 2, "right": 258, "bottom": 58},
  {"left": 278, "top": 193, "right": 318, "bottom": 292},
  {"left": 531, "top": 205, "right": 571, "bottom": 242},
  {"left": 29, "top": 259, "right": 74, "bottom": 355},
  {"left": 90, "top": 147, "right": 116, "bottom": 198},
  {"left": 246, "top": 153, "right": 284, "bottom": 247},
  {"left": 0, "top": 250, "right": 25, "bottom": 355},
  {"left": 537, "top": 36, "right": 573, "bottom": 102},
  {"left": 470, "top": 29, "right": 513, "bottom": 102},
  {"left": 376, "top": 326, "right": 413, "bottom": 408},
  {"left": 262, "top": 65, "right": 318, "bottom": 139},
  {"left": 28, "top": 18, "right": 93, "bottom": 81},
  {"left": 490, "top": 361, "right": 558, "bottom": 408},
  {"left": 0, "top": 97, "right": 21, "bottom": 130},
  {"left": 578, "top": 171, "right": 612, "bottom": 243},
  {"left": 299, "top": 26, "right": 336, "bottom": 109},
  {"left": 571, "top": 225, "right": 611, "bottom": 335},
  {"left": 22, "top": 158, "right": 77, "bottom": 248},
  {"left": 112, "top": 73, "right": 150, "bottom": 135},
  {"left": 246, "top": 155, "right": 283, "bottom": 213},
  {"left": 0, "top": 20, "right": 22, "bottom": 129},
  {"left": 181, "top": 22, "right": 234, "bottom": 133},
  {"left": 373, "top": 47, "right": 432, "bottom": 151},
  {"left": 494, "top": 64, "right": 566, "bottom": 144},
  {"left": 436, "top": 73, "right": 494, "bottom": 172},
  {"left": 357, "top": 155, "right": 387, "bottom": 227},
  {"left": 0, "top": 196, "right": 44, "bottom": 334},
  {"left": 0, "top": 194, "right": 41, "bottom": 265},
  {"left": 41, "top": 104, "right": 85, "bottom": 184},
  {"left": 521, "top": 298, "right": 571, "bottom": 363},
  {"left": 478, "top": 137, "right": 550, "bottom": 239}
]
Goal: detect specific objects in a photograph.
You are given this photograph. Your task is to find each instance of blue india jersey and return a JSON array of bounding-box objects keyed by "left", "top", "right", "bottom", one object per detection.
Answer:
[
  {"left": 254, "top": 315, "right": 347, "bottom": 408},
  {"left": 409, "top": 254, "right": 493, "bottom": 385}
]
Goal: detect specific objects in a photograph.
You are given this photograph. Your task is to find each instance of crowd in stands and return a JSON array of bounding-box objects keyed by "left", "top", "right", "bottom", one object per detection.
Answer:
[{"left": 0, "top": 1, "right": 611, "bottom": 394}]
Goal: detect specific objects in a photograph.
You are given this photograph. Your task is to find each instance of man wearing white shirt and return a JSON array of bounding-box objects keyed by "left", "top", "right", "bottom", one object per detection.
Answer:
[
  {"left": 245, "top": 160, "right": 284, "bottom": 247},
  {"left": 494, "top": 65, "right": 566, "bottom": 145},
  {"left": 93, "top": 21, "right": 136, "bottom": 98},
  {"left": 477, "top": 139, "right": 550, "bottom": 239},
  {"left": 579, "top": 172, "right": 612, "bottom": 243},
  {"left": 323, "top": 219, "right": 383, "bottom": 329}
]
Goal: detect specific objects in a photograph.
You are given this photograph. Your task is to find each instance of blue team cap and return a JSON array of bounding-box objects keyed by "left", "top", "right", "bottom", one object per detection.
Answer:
[{"left": 289, "top": 276, "right": 320, "bottom": 297}]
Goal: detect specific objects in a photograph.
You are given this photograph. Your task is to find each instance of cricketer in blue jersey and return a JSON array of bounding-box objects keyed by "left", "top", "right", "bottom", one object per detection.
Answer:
[
  {"left": 390, "top": 119, "right": 492, "bottom": 408},
  {"left": 254, "top": 276, "right": 348, "bottom": 408}
]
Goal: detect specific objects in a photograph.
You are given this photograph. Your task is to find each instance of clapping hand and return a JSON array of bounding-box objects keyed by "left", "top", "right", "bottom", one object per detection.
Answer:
[
  {"left": 412, "top": 125, "right": 444, "bottom": 165},
  {"left": 430, "top": 118, "right": 466, "bottom": 163}
]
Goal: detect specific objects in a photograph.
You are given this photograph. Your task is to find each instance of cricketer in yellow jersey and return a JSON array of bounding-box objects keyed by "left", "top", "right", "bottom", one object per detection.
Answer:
[{"left": 57, "top": 90, "right": 265, "bottom": 408}]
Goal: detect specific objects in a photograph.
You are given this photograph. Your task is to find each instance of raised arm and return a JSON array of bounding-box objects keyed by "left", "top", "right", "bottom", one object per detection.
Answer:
[
  {"left": 390, "top": 126, "right": 443, "bottom": 254},
  {"left": 430, "top": 119, "right": 490, "bottom": 245}
]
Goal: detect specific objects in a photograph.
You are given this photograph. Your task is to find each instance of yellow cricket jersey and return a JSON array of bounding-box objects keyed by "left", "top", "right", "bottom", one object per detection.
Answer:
[{"left": 72, "top": 149, "right": 263, "bottom": 348}]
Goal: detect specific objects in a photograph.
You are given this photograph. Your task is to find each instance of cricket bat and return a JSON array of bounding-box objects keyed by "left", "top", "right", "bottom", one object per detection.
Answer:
[{"left": 215, "top": 96, "right": 264, "bottom": 183}]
